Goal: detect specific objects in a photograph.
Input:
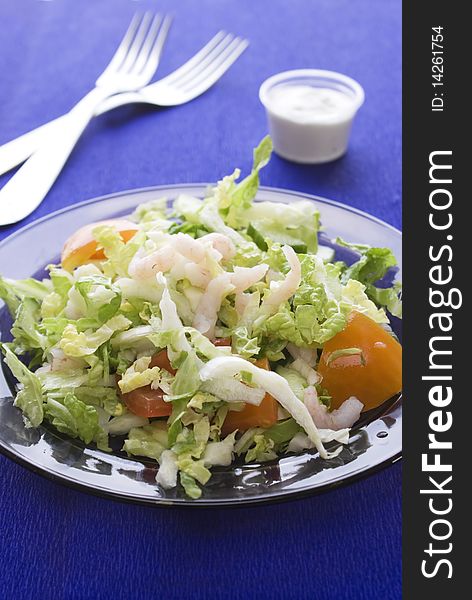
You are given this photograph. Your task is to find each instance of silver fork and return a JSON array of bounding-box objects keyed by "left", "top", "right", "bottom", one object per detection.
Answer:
[
  {"left": 0, "top": 12, "right": 171, "bottom": 226},
  {"left": 0, "top": 32, "right": 248, "bottom": 178}
]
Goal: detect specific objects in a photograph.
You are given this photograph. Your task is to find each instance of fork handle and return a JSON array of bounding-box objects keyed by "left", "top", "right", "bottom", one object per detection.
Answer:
[
  {"left": 0, "top": 118, "right": 65, "bottom": 176},
  {"left": 0, "top": 87, "right": 115, "bottom": 226},
  {"left": 0, "top": 91, "right": 146, "bottom": 178}
]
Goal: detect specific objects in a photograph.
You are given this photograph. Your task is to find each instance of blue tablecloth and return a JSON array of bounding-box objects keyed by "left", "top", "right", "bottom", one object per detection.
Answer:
[{"left": 0, "top": 1, "right": 401, "bottom": 598}]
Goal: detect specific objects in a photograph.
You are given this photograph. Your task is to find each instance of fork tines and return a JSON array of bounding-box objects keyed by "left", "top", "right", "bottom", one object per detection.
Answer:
[{"left": 101, "top": 12, "right": 172, "bottom": 80}]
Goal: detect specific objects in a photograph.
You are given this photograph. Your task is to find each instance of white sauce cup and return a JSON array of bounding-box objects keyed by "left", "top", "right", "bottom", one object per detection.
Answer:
[{"left": 259, "top": 69, "right": 365, "bottom": 164}]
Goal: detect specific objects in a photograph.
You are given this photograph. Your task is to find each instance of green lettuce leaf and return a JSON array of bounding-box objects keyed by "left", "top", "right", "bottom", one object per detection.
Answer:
[
  {"left": 11, "top": 297, "right": 47, "bottom": 352},
  {"left": 171, "top": 352, "right": 200, "bottom": 396},
  {"left": 245, "top": 201, "right": 319, "bottom": 253},
  {"left": 92, "top": 225, "right": 144, "bottom": 278},
  {"left": 40, "top": 292, "right": 65, "bottom": 318},
  {"left": 339, "top": 243, "right": 397, "bottom": 285},
  {"left": 123, "top": 422, "right": 169, "bottom": 460},
  {"left": 264, "top": 418, "right": 302, "bottom": 445},
  {"left": 0, "top": 276, "right": 50, "bottom": 316},
  {"left": 336, "top": 238, "right": 402, "bottom": 316},
  {"left": 167, "top": 397, "right": 189, "bottom": 447},
  {"left": 186, "top": 328, "right": 231, "bottom": 360},
  {"left": 179, "top": 472, "right": 202, "bottom": 499},
  {"left": 245, "top": 433, "right": 276, "bottom": 463},
  {"left": 1, "top": 344, "right": 44, "bottom": 427},
  {"left": 167, "top": 221, "right": 210, "bottom": 238},
  {"left": 45, "top": 394, "right": 103, "bottom": 444},
  {"left": 366, "top": 282, "right": 403, "bottom": 318},
  {"left": 75, "top": 275, "right": 122, "bottom": 323},
  {"left": 341, "top": 279, "right": 388, "bottom": 323},
  {"left": 169, "top": 424, "right": 213, "bottom": 498},
  {"left": 177, "top": 456, "right": 211, "bottom": 485},
  {"left": 231, "top": 325, "right": 260, "bottom": 359},
  {"left": 44, "top": 378, "right": 122, "bottom": 416},
  {"left": 275, "top": 366, "right": 307, "bottom": 400},
  {"left": 217, "top": 135, "right": 273, "bottom": 229},
  {"left": 118, "top": 356, "right": 162, "bottom": 394},
  {"left": 59, "top": 314, "right": 131, "bottom": 357},
  {"left": 49, "top": 266, "right": 73, "bottom": 296},
  {"left": 37, "top": 368, "right": 89, "bottom": 391},
  {"left": 132, "top": 198, "right": 170, "bottom": 225}
]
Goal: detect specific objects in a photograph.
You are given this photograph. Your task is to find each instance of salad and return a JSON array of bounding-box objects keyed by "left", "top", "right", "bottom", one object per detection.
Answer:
[{"left": 0, "top": 137, "right": 402, "bottom": 499}]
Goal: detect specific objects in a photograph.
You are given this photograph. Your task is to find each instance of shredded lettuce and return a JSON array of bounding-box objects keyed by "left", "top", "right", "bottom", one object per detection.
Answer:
[
  {"left": 123, "top": 422, "right": 168, "bottom": 461},
  {"left": 106, "top": 413, "right": 148, "bottom": 435},
  {"left": 11, "top": 297, "right": 47, "bottom": 353},
  {"left": 118, "top": 356, "right": 162, "bottom": 394},
  {"left": 245, "top": 433, "right": 277, "bottom": 463},
  {"left": 92, "top": 225, "right": 143, "bottom": 278},
  {"left": 74, "top": 275, "right": 122, "bottom": 323},
  {"left": 0, "top": 135, "right": 402, "bottom": 499},
  {"left": 45, "top": 393, "right": 104, "bottom": 445},
  {"left": 0, "top": 276, "right": 50, "bottom": 315},
  {"left": 156, "top": 450, "right": 178, "bottom": 489},
  {"left": 59, "top": 315, "right": 131, "bottom": 357},
  {"left": 275, "top": 366, "right": 307, "bottom": 400},
  {"left": 203, "top": 432, "right": 236, "bottom": 466},
  {"left": 171, "top": 352, "right": 200, "bottom": 397},
  {"left": 245, "top": 201, "right": 319, "bottom": 253},
  {"left": 367, "top": 282, "right": 403, "bottom": 318},
  {"left": 132, "top": 197, "right": 169, "bottom": 224},
  {"left": 336, "top": 237, "right": 402, "bottom": 316},
  {"left": 216, "top": 135, "right": 273, "bottom": 229},
  {"left": 1, "top": 344, "right": 44, "bottom": 427}
]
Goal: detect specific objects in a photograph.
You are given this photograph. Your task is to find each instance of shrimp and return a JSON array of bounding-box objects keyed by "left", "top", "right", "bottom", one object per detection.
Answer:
[
  {"left": 260, "top": 245, "right": 301, "bottom": 314},
  {"left": 184, "top": 262, "right": 212, "bottom": 288},
  {"left": 304, "top": 386, "right": 363, "bottom": 430},
  {"left": 128, "top": 245, "right": 176, "bottom": 280},
  {"left": 199, "top": 232, "right": 236, "bottom": 260},
  {"left": 230, "top": 264, "right": 268, "bottom": 294},
  {"left": 193, "top": 273, "right": 235, "bottom": 338},
  {"left": 169, "top": 233, "right": 206, "bottom": 263}
]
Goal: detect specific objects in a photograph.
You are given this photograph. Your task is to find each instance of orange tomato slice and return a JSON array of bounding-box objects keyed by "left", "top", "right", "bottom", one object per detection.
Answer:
[
  {"left": 317, "top": 311, "right": 402, "bottom": 411},
  {"left": 61, "top": 219, "right": 138, "bottom": 271},
  {"left": 222, "top": 357, "right": 278, "bottom": 435}
]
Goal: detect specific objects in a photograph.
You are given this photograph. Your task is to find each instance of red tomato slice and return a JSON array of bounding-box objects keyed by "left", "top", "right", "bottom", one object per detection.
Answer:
[
  {"left": 149, "top": 350, "right": 176, "bottom": 375},
  {"left": 119, "top": 350, "right": 175, "bottom": 418},
  {"left": 212, "top": 337, "right": 232, "bottom": 347},
  {"left": 122, "top": 387, "right": 172, "bottom": 418}
]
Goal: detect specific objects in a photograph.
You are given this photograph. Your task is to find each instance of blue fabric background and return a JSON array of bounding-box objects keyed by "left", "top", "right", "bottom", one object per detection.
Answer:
[{"left": 0, "top": 1, "right": 401, "bottom": 598}]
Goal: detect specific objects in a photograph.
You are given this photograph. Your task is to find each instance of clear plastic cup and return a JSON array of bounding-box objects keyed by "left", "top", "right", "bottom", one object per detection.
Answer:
[{"left": 259, "top": 69, "right": 365, "bottom": 164}]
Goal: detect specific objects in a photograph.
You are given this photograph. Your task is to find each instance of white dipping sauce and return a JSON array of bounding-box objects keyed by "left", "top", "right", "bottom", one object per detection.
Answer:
[
  {"left": 269, "top": 85, "right": 354, "bottom": 123},
  {"left": 259, "top": 71, "right": 365, "bottom": 164}
]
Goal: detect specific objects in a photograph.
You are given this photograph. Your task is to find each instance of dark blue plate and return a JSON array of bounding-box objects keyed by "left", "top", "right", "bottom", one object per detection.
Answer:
[{"left": 0, "top": 186, "right": 402, "bottom": 506}]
